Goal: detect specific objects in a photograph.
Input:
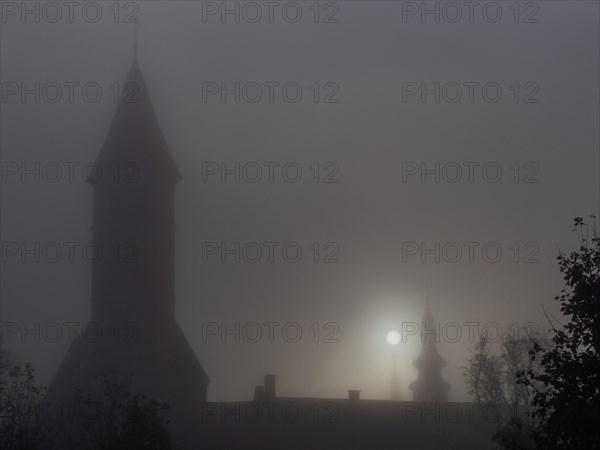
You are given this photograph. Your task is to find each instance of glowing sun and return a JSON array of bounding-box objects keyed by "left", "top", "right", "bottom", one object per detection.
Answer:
[{"left": 386, "top": 330, "right": 401, "bottom": 345}]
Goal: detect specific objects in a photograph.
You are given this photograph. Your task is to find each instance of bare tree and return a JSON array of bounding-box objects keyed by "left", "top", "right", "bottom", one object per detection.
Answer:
[
  {"left": 62, "top": 371, "right": 179, "bottom": 450},
  {"left": 0, "top": 347, "right": 46, "bottom": 450},
  {"left": 463, "top": 328, "right": 548, "bottom": 450}
]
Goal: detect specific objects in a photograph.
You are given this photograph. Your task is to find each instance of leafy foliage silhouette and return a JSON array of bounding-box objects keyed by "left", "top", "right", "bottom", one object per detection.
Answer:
[{"left": 517, "top": 217, "right": 600, "bottom": 449}]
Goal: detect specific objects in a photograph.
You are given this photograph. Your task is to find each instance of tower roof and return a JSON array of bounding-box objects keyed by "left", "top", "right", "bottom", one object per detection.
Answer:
[
  {"left": 95, "top": 58, "right": 182, "bottom": 184},
  {"left": 412, "top": 342, "right": 447, "bottom": 370},
  {"left": 409, "top": 295, "right": 451, "bottom": 400}
]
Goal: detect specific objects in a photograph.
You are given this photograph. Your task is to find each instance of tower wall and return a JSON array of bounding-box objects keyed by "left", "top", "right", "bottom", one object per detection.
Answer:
[{"left": 45, "top": 59, "right": 209, "bottom": 449}]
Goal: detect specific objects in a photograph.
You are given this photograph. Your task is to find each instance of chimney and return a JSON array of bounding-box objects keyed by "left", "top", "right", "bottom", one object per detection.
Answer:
[
  {"left": 348, "top": 390, "right": 360, "bottom": 402},
  {"left": 264, "top": 375, "right": 276, "bottom": 400},
  {"left": 254, "top": 385, "right": 265, "bottom": 402}
]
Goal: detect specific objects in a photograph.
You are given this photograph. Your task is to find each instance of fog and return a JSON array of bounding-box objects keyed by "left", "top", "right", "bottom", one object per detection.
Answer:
[{"left": 1, "top": 0, "right": 598, "bottom": 407}]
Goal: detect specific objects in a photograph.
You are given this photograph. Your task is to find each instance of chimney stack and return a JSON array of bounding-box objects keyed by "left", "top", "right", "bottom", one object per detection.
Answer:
[
  {"left": 348, "top": 390, "right": 360, "bottom": 402},
  {"left": 254, "top": 385, "right": 265, "bottom": 401},
  {"left": 264, "top": 375, "right": 276, "bottom": 400}
]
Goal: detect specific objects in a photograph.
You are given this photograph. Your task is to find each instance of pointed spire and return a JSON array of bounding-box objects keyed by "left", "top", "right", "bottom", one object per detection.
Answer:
[
  {"left": 422, "top": 288, "right": 435, "bottom": 345},
  {"left": 390, "top": 352, "right": 401, "bottom": 400},
  {"left": 94, "top": 56, "right": 181, "bottom": 184},
  {"left": 133, "top": 30, "right": 138, "bottom": 60},
  {"left": 131, "top": 27, "right": 143, "bottom": 61}
]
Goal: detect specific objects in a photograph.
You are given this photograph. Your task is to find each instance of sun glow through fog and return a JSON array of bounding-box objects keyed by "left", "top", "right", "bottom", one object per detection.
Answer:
[{"left": 386, "top": 330, "right": 401, "bottom": 345}]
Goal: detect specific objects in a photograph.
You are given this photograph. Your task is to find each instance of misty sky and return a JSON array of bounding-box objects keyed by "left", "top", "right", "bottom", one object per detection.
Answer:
[{"left": 1, "top": 1, "right": 599, "bottom": 402}]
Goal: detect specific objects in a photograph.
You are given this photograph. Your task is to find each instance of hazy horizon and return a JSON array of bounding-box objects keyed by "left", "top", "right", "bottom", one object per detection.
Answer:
[{"left": 1, "top": 0, "right": 599, "bottom": 404}]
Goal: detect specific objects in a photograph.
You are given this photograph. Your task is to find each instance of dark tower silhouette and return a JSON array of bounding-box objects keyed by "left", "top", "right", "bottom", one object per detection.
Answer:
[
  {"left": 46, "top": 55, "right": 209, "bottom": 443},
  {"left": 408, "top": 295, "right": 450, "bottom": 402}
]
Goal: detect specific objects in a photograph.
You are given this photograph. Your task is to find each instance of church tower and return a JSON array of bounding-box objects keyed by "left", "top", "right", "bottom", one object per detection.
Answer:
[
  {"left": 46, "top": 55, "right": 209, "bottom": 443},
  {"left": 408, "top": 296, "right": 450, "bottom": 402}
]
